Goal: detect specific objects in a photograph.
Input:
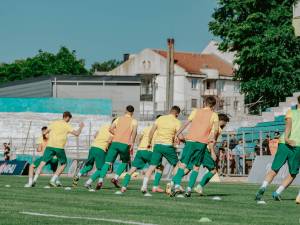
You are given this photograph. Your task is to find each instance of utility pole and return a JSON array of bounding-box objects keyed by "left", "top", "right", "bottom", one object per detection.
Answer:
[
  {"left": 293, "top": 1, "right": 300, "bottom": 36},
  {"left": 166, "top": 38, "right": 175, "bottom": 112}
]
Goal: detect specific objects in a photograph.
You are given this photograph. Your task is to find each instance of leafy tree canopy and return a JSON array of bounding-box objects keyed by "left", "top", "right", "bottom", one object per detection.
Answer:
[
  {"left": 90, "top": 59, "right": 122, "bottom": 73},
  {"left": 209, "top": 0, "right": 300, "bottom": 113},
  {"left": 0, "top": 46, "right": 89, "bottom": 83}
]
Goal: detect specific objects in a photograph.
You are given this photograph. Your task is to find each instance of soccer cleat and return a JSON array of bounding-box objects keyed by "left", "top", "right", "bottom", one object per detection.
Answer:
[
  {"left": 170, "top": 186, "right": 182, "bottom": 198},
  {"left": 185, "top": 190, "right": 192, "bottom": 198},
  {"left": 272, "top": 192, "right": 282, "bottom": 201},
  {"left": 72, "top": 175, "right": 79, "bottom": 187},
  {"left": 255, "top": 187, "right": 266, "bottom": 201},
  {"left": 84, "top": 183, "right": 93, "bottom": 191},
  {"left": 141, "top": 187, "right": 147, "bottom": 194},
  {"left": 295, "top": 195, "right": 300, "bottom": 204},
  {"left": 24, "top": 183, "right": 32, "bottom": 188},
  {"left": 95, "top": 181, "right": 103, "bottom": 190},
  {"left": 194, "top": 185, "right": 204, "bottom": 195},
  {"left": 121, "top": 187, "right": 127, "bottom": 193},
  {"left": 111, "top": 178, "right": 121, "bottom": 188},
  {"left": 49, "top": 180, "right": 58, "bottom": 188},
  {"left": 56, "top": 180, "right": 63, "bottom": 187},
  {"left": 152, "top": 186, "right": 164, "bottom": 193}
]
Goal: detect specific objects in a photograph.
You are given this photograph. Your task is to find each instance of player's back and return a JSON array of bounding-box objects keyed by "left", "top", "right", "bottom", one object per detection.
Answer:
[
  {"left": 47, "top": 120, "right": 73, "bottom": 148},
  {"left": 113, "top": 115, "right": 137, "bottom": 144},
  {"left": 154, "top": 114, "right": 181, "bottom": 145},
  {"left": 92, "top": 124, "right": 112, "bottom": 151},
  {"left": 138, "top": 126, "right": 152, "bottom": 150}
]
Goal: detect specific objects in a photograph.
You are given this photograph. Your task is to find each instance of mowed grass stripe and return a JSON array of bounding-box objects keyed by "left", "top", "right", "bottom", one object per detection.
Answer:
[{"left": 0, "top": 176, "right": 299, "bottom": 225}]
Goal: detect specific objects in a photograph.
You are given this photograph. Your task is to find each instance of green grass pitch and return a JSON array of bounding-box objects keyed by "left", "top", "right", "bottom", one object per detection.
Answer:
[{"left": 0, "top": 176, "right": 299, "bottom": 225}]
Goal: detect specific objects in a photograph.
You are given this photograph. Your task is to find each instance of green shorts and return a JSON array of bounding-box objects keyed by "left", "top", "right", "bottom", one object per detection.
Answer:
[
  {"left": 85, "top": 146, "right": 107, "bottom": 170},
  {"left": 33, "top": 156, "right": 58, "bottom": 171},
  {"left": 150, "top": 144, "right": 178, "bottom": 166},
  {"left": 132, "top": 150, "right": 152, "bottom": 169},
  {"left": 271, "top": 143, "right": 300, "bottom": 175},
  {"left": 105, "top": 142, "right": 130, "bottom": 163},
  {"left": 187, "top": 148, "right": 216, "bottom": 171},
  {"left": 181, "top": 141, "right": 207, "bottom": 166},
  {"left": 42, "top": 147, "right": 67, "bottom": 165}
]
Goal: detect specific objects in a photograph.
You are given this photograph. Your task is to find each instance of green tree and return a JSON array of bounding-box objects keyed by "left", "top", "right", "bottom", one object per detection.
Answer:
[
  {"left": 90, "top": 59, "right": 122, "bottom": 73},
  {"left": 0, "top": 46, "right": 89, "bottom": 83},
  {"left": 209, "top": 0, "right": 300, "bottom": 113}
]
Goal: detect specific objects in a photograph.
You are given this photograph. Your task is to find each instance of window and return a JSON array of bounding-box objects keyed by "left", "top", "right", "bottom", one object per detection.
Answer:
[
  {"left": 219, "top": 99, "right": 224, "bottom": 110},
  {"left": 140, "top": 75, "right": 154, "bottom": 101},
  {"left": 191, "top": 99, "right": 197, "bottom": 108},
  {"left": 234, "top": 100, "right": 239, "bottom": 111},
  {"left": 191, "top": 78, "right": 198, "bottom": 89},
  {"left": 218, "top": 80, "right": 225, "bottom": 92},
  {"left": 234, "top": 82, "right": 240, "bottom": 92},
  {"left": 206, "top": 80, "right": 216, "bottom": 89}
]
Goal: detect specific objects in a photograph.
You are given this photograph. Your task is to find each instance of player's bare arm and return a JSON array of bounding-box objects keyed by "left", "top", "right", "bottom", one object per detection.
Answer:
[
  {"left": 147, "top": 124, "right": 157, "bottom": 147},
  {"left": 284, "top": 118, "right": 295, "bottom": 146},
  {"left": 176, "top": 121, "right": 191, "bottom": 138},
  {"left": 70, "top": 122, "right": 85, "bottom": 136}
]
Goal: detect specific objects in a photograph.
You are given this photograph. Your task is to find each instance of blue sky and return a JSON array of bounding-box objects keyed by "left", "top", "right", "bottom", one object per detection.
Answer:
[{"left": 0, "top": 0, "right": 217, "bottom": 67}]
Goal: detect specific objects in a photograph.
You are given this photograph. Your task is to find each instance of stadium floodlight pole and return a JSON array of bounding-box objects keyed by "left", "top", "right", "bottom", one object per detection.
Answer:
[{"left": 293, "top": 1, "right": 300, "bottom": 37}]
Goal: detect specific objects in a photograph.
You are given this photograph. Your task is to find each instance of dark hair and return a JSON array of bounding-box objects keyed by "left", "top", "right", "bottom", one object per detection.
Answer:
[
  {"left": 41, "top": 126, "right": 47, "bottom": 131},
  {"left": 205, "top": 96, "right": 217, "bottom": 107},
  {"left": 298, "top": 96, "right": 300, "bottom": 104},
  {"left": 171, "top": 105, "right": 181, "bottom": 114},
  {"left": 156, "top": 114, "right": 162, "bottom": 119},
  {"left": 126, "top": 105, "right": 134, "bottom": 113},
  {"left": 63, "top": 111, "right": 72, "bottom": 119},
  {"left": 218, "top": 113, "right": 230, "bottom": 122}
]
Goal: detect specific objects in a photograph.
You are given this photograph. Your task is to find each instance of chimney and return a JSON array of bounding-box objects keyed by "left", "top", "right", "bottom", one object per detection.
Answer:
[
  {"left": 166, "top": 38, "right": 175, "bottom": 111},
  {"left": 123, "top": 53, "right": 130, "bottom": 62}
]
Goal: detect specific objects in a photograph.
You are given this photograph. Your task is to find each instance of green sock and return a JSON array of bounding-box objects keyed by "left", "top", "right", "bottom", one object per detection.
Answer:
[
  {"left": 199, "top": 171, "right": 214, "bottom": 187},
  {"left": 122, "top": 174, "right": 131, "bottom": 188},
  {"left": 172, "top": 168, "right": 185, "bottom": 186},
  {"left": 188, "top": 170, "right": 199, "bottom": 189},
  {"left": 90, "top": 170, "right": 102, "bottom": 182},
  {"left": 116, "top": 163, "right": 127, "bottom": 176},
  {"left": 79, "top": 165, "right": 93, "bottom": 175},
  {"left": 99, "top": 163, "right": 110, "bottom": 179},
  {"left": 153, "top": 172, "right": 162, "bottom": 187}
]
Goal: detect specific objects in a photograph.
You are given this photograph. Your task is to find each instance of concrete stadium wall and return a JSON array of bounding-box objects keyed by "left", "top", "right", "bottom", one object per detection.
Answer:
[
  {"left": 0, "top": 79, "right": 52, "bottom": 97},
  {"left": 0, "top": 97, "right": 112, "bottom": 115},
  {"left": 54, "top": 84, "right": 140, "bottom": 117}
]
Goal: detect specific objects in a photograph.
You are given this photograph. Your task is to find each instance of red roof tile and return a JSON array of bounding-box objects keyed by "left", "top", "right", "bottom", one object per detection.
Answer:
[{"left": 153, "top": 50, "right": 234, "bottom": 77}]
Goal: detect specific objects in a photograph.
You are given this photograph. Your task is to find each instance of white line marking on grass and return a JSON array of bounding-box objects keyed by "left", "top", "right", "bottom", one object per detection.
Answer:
[{"left": 20, "top": 211, "right": 157, "bottom": 225}]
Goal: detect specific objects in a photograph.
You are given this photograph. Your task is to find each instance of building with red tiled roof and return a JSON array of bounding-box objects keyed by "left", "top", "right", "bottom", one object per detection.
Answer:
[{"left": 104, "top": 42, "right": 244, "bottom": 118}]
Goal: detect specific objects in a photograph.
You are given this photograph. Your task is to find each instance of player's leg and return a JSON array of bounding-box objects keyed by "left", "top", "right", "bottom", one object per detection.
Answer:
[
  {"left": 73, "top": 147, "right": 95, "bottom": 186},
  {"left": 25, "top": 157, "right": 42, "bottom": 187},
  {"left": 255, "top": 143, "right": 289, "bottom": 201},
  {"left": 33, "top": 148, "right": 55, "bottom": 185},
  {"left": 96, "top": 142, "right": 119, "bottom": 190},
  {"left": 121, "top": 150, "right": 145, "bottom": 192},
  {"left": 142, "top": 145, "right": 163, "bottom": 193},
  {"left": 185, "top": 150, "right": 201, "bottom": 195},
  {"left": 172, "top": 142, "right": 194, "bottom": 189},
  {"left": 273, "top": 147, "right": 300, "bottom": 201},
  {"left": 194, "top": 149, "right": 217, "bottom": 195},
  {"left": 84, "top": 148, "right": 106, "bottom": 190},
  {"left": 49, "top": 158, "right": 62, "bottom": 186},
  {"left": 152, "top": 164, "right": 165, "bottom": 193},
  {"left": 49, "top": 148, "right": 67, "bottom": 187},
  {"left": 111, "top": 143, "right": 130, "bottom": 188}
]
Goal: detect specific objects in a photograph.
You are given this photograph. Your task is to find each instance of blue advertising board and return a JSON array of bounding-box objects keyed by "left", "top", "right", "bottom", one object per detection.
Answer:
[{"left": 0, "top": 160, "right": 28, "bottom": 175}]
